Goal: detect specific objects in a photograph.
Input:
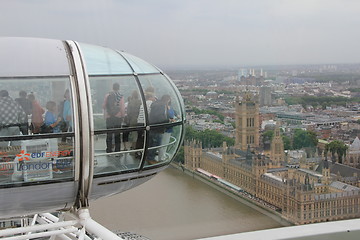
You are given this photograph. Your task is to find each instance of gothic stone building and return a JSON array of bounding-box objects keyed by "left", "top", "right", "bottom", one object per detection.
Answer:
[
  {"left": 184, "top": 94, "right": 360, "bottom": 225},
  {"left": 345, "top": 137, "right": 360, "bottom": 168},
  {"left": 184, "top": 141, "right": 360, "bottom": 225}
]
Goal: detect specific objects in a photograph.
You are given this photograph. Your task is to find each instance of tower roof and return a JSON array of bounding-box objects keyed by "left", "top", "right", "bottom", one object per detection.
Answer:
[{"left": 349, "top": 137, "right": 360, "bottom": 151}]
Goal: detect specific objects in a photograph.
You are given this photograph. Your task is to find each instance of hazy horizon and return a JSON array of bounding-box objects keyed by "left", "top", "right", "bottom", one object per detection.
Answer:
[
  {"left": 161, "top": 62, "right": 360, "bottom": 72},
  {"left": 2, "top": 0, "right": 360, "bottom": 69}
]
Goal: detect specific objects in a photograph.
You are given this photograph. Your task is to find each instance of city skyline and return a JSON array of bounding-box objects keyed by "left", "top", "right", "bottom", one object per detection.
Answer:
[{"left": 1, "top": 0, "right": 360, "bottom": 69}]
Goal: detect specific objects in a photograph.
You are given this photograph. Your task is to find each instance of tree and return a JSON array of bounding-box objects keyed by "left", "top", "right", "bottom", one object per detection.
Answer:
[
  {"left": 325, "top": 140, "right": 348, "bottom": 164},
  {"left": 262, "top": 130, "right": 274, "bottom": 147},
  {"left": 262, "top": 129, "right": 291, "bottom": 150},
  {"left": 191, "top": 107, "right": 225, "bottom": 121},
  {"left": 292, "top": 129, "right": 318, "bottom": 150},
  {"left": 284, "top": 95, "right": 358, "bottom": 108},
  {"left": 173, "top": 146, "right": 184, "bottom": 164},
  {"left": 185, "top": 125, "right": 234, "bottom": 148},
  {"left": 282, "top": 135, "right": 292, "bottom": 150}
]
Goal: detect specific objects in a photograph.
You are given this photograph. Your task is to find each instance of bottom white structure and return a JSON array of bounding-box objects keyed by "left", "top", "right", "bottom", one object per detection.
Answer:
[
  {"left": 198, "top": 218, "right": 360, "bottom": 240},
  {"left": 0, "top": 209, "right": 149, "bottom": 240}
]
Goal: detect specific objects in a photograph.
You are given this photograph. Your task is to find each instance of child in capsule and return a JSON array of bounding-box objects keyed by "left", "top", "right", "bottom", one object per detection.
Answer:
[{"left": 44, "top": 101, "right": 62, "bottom": 133}]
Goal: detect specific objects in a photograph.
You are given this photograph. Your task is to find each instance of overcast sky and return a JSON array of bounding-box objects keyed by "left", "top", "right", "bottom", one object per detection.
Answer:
[{"left": 1, "top": 0, "right": 360, "bottom": 69}]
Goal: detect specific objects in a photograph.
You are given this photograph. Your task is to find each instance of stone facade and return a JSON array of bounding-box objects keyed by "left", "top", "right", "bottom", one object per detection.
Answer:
[
  {"left": 184, "top": 142, "right": 360, "bottom": 224},
  {"left": 234, "top": 93, "right": 260, "bottom": 151},
  {"left": 184, "top": 95, "right": 360, "bottom": 225},
  {"left": 345, "top": 137, "right": 360, "bottom": 168}
]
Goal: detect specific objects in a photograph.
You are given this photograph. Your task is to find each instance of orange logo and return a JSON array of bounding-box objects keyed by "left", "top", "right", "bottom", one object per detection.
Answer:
[{"left": 16, "top": 150, "right": 30, "bottom": 161}]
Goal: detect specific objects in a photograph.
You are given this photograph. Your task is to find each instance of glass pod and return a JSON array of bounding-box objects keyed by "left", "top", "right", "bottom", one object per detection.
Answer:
[{"left": 0, "top": 37, "right": 185, "bottom": 217}]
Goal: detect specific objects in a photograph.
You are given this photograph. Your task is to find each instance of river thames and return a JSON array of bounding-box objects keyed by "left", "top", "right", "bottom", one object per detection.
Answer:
[{"left": 90, "top": 166, "right": 284, "bottom": 240}]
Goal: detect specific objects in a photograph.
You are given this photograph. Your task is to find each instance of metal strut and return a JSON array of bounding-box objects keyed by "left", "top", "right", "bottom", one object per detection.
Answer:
[{"left": 0, "top": 209, "right": 123, "bottom": 240}]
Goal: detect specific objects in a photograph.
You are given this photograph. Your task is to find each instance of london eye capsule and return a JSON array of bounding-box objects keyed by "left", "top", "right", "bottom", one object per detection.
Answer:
[{"left": 0, "top": 37, "right": 185, "bottom": 218}]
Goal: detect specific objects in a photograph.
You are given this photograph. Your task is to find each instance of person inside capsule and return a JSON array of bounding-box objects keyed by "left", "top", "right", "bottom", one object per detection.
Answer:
[
  {"left": 123, "top": 90, "right": 141, "bottom": 151},
  {"left": 0, "top": 80, "right": 75, "bottom": 183},
  {"left": 44, "top": 101, "right": 62, "bottom": 133},
  {"left": 147, "top": 94, "right": 172, "bottom": 164},
  {"left": 28, "top": 93, "right": 44, "bottom": 134},
  {"left": 0, "top": 39, "right": 185, "bottom": 219},
  {"left": 58, "top": 89, "right": 73, "bottom": 142},
  {"left": 15, "top": 90, "right": 32, "bottom": 135},
  {"left": 0, "top": 90, "right": 26, "bottom": 147},
  {"left": 103, "top": 83, "right": 125, "bottom": 153}
]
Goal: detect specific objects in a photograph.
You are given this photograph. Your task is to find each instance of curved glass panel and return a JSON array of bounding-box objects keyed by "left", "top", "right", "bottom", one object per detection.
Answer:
[
  {"left": 164, "top": 73, "right": 186, "bottom": 120},
  {"left": 0, "top": 77, "right": 75, "bottom": 185},
  {"left": 79, "top": 43, "right": 133, "bottom": 75},
  {"left": 144, "top": 125, "right": 182, "bottom": 167},
  {"left": 138, "top": 74, "right": 183, "bottom": 125},
  {"left": 89, "top": 75, "right": 146, "bottom": 175},
  {"left": 0, "top": 38, "right": 70, "bottom": 77},
  {"left": 89, "top": 76, "right": 145, "bottom": 131},
  {"left": 163, "top": 125, "right": 182, "bottom": 162},
  {"left": 120, "top": 52, "right": 160, "bottom": 74}
]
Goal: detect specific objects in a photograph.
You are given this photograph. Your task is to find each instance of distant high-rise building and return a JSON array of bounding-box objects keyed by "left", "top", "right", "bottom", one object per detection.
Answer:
[{"left": 259, "top": 86, "right": 272, "bottom": 106}]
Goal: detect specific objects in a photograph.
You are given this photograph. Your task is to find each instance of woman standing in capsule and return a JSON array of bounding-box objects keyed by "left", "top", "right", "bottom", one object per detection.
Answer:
[{"left": 28, "top": 93, "right": 44, "bottom": 134}]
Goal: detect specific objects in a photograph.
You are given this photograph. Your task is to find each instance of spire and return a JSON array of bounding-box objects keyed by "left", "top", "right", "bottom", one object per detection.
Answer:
[
  {"left": 246, "top": 145, "right": 252, "bottom": 161},
  {"left": 324, "top": 159, "right": 329, "bottom": 169},
  {"left": 222, "top": 141, "right": 227, "bottom": 154},
  {"left": 350, "top": 137, "right": 360, "bottom": 151}
]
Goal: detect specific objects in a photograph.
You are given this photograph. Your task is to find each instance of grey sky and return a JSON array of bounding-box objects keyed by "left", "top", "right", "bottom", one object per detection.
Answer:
[{"left": 1, "top": 0, "right": 360, "bottom": 68}]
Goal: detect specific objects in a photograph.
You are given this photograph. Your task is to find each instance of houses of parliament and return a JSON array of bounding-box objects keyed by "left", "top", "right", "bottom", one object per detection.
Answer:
[{"left": 184, "top": 93, "right": 360, "bottom": 225}]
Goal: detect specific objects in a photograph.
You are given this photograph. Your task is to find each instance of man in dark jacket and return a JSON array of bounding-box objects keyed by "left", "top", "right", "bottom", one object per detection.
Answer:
[{"left": 147, "top": 94, "right": 171, "bottom": 162}]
